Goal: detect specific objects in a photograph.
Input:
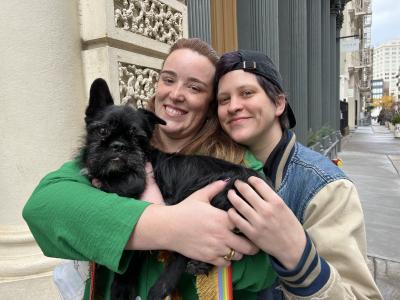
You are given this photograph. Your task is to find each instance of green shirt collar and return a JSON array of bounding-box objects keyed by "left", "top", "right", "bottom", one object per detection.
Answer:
[{"left": 244, "top": 151, "right": 264, "bottom": 175}]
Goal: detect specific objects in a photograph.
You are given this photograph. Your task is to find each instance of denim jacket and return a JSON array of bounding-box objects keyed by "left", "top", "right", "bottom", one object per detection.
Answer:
[
  {"left": 274, "top": 132, "right": 347, "bottom": 223},
  {"left": 257, "top": 130, "right": 382, "bottom": 300}
]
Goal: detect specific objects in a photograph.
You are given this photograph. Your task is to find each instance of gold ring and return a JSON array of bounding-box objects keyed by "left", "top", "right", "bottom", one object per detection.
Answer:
[{"left": 223, "top": 249, "right": 235, "bottom": 261}]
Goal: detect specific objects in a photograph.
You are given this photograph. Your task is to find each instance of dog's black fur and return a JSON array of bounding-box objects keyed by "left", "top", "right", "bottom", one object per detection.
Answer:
[{"left": 80, "top": 78, "right": 271, "bottom": 300}]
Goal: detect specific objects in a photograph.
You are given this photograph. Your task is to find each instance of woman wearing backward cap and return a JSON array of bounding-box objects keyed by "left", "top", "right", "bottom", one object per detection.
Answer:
[{"left": 215, "top": 50, "right": 383, "bottom": 299}]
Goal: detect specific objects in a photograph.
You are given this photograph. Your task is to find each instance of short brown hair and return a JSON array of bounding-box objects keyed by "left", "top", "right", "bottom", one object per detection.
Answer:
[
  {"left": 148, "top": 38, "right": 245, "bottom": 164},
  {"left": 165, "top": 38, "right": 219, "bottom": 67}
]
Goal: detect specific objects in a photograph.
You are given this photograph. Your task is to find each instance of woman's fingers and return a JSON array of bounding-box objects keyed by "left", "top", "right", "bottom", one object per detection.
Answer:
[
  {"left": 227, "top": 229, "right": 259, "bottom": 255},
  {"left": 227, "top": 188, "right": 257, "bottom": 222},
  {"left": 227, "top": 207, "right": 254, "bottom": 238},
  {"left": 247, "top": 176, "right": 277, "bottom": 203},
  {"left": 232, "top": 179, "right": 270, "bottom": 213},
  {"left": 231, "top": 250, "right": 243, "bottom": 261},
  {"left": 213, "top": 249, "right": 244, "bottom": 267},
  {"left": 187, "top": 180, "right": 229, "bottom": 204}
]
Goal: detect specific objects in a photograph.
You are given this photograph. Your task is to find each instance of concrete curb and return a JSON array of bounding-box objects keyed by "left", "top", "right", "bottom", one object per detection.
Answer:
[{"left": 368, "top": 255, "right": 400, "bottom": 300}]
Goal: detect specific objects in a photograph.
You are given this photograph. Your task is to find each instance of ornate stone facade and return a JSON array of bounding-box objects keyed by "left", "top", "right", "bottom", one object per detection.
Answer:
[
  {"left": 119, "top": 62, "right": 159, "bottom": 108},
  {"left": 80, "top": 0, "right": 187, "bottom": 104},
  {"left": 114, "top": 0, "right": 183, "bottom": 45}
]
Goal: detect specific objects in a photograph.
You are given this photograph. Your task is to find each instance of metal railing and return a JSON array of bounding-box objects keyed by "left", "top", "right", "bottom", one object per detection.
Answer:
[{"left": 308, "top": 130, "right": 342, "bottom": 159}]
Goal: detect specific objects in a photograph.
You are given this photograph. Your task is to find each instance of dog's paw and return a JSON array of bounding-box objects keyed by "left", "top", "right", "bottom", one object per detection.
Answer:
[{"left": 186, "top": 260, "right": 212, "bottom": 275}]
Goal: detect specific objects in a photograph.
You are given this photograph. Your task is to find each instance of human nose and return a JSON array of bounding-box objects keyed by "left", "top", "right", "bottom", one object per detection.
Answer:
[
  {"left": 227, "top": 96, "right": 243, "bottom": 113},
  {"left": 169, "top": 82, "right": 185, "bottom": 102}
]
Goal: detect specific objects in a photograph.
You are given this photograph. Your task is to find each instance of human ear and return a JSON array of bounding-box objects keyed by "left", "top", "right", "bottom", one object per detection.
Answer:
[{"left": 275, "top": 94, "right": 286, "bottom": 117}]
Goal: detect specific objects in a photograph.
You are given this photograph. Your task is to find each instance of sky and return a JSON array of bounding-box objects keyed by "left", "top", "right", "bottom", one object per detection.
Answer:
[{"left": 371, "top": 0, "right": 400, "bottom": 47}]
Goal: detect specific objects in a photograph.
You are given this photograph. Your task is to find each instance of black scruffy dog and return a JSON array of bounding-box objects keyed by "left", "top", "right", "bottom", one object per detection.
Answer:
[{"left": 80, "top": 78, "right": 271, "bottom": 300}]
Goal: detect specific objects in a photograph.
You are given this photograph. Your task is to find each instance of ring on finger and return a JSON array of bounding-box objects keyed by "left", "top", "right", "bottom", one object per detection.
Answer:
[{"left": 223, "top": 248, "right": 235, "bottom": 261}]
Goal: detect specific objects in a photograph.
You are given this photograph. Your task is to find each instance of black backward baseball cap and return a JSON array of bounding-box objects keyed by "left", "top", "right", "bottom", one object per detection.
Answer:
[{"left": 216, "top": 50, "right": 296, "bottom": 129}]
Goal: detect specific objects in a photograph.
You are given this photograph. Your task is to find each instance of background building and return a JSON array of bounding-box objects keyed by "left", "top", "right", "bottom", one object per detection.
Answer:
[
  {"left": 373, "top": 39, "right": 400, "bottom": 101},
  {"left": 189, "top": 0, "right": 349, "bottom": 143},
  {"left": 0, "top": 0, "right": 349, "bottom": 298},
  {"left": 340, "top": 0, "right": 372, "bottom": 129},
  {"left": 371, "top": 79, "right": 384, "bottom": 99},
  {"left": 396, "top": 66, "right": 400, "bottom": 103}
]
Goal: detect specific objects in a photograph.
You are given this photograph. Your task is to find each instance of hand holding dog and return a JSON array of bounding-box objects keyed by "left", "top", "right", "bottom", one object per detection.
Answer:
[
  {"left": 227, "top": 176, "right": 306, "bottom": 270},
  {"left": 128, "top": 180, "right": 258, "bottom": 266},
  {"left": 140, "top": 162, "right": 164, "bottom": 205},
  {"left": 167, "top": 180, "right": 259, "bottom": 266}
]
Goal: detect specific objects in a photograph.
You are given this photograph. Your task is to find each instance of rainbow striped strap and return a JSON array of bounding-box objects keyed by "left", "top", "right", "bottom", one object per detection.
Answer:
[
  {"left": 218, "top": 265, "right": 233, "bottom": 300},
  {"left": 196, "top": 266, "right": 233, "bottom": 300}
]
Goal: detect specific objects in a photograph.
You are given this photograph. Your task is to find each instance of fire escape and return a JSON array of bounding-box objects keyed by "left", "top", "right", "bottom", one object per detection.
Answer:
[{"left": 355, "top": 0, "right": 372, "bottom": 111}]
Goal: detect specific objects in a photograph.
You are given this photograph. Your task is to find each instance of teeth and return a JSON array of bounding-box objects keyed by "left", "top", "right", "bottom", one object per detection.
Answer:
[{"left": 165, "top": 106, "right": 185, "bottom": 116}]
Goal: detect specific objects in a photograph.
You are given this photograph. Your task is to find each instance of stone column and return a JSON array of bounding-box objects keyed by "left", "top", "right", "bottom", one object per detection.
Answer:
[
  {"left": 321, "top": 0, "right": 332, "bottom": 128},
  {"left": 187, "top": 0, "right": 211, "bottom": 43},
  {"left": 307, "top": 0, "right": 323, "bottom": 133},
  {"left": 0, "top": 0, "right": 188, "bottom": 298},
  {"left": 331, "top": 12, "right": 338, "bottom": 129},
  {"left": 0, "top": 1, "right": 86, "bottom": 298},
  {"left": 336, "top": 27, "right": 341, "bottom": 131},
  {"left": 279, "top": 0, "right": 291, "bottom": 94},
  {"left": 279, "top": 0, "right": 308, "bottom": 144},
  {"left": 237, "top": 0, "right": 279, "bottom": 65}
]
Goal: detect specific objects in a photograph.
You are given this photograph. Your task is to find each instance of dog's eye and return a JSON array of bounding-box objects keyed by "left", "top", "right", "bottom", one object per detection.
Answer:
[
  {"left": 129, "top": 128, "right": 143, "bottom": 138},
  {"left": 98, "top": 127, "right": 109, "bottom": 137}
]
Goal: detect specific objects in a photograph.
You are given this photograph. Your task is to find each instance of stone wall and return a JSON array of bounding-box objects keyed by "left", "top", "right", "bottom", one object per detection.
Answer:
[
  {"left": 0, "top": 1, "right": 187, "bottom": 299},
  {"left": 80, "top": 0, "right": 187, "bottom": 105}
]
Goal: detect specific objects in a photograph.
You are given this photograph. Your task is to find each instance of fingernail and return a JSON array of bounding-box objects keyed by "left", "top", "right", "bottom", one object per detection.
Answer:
[{"left": 223, "top": 177, "right": 231, "bottom": 183}]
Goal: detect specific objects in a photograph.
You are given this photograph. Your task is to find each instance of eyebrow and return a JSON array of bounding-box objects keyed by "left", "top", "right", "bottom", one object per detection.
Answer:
[
  {"left": 217, "top": 84, "right": 258, "bottom": 99},
  {"left": 220, "top": 84, "right": 257, "bottom": 92},
  {"left": 160, "top": 70, "right": 176, "bottom": 77},
  {"left": 237, "top": 84, "right": 256, "bottom": 90},
  {"left": 160, "top": 70, "right": 208, "bottom": 87},
  {"left": 187, "top": 77, "right": 208, "bottom": 88}
]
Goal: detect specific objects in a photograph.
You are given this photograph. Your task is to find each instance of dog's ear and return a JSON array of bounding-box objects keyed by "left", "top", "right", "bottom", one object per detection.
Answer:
[
  {"left": 85, "top": 78, "right": 114, "bottom": 123},
  {"left": 139, "top": 109, "right": 167, "bottom": 126},
  {"left": 137, "top": 108, "right": 167, "bottom": 138}
]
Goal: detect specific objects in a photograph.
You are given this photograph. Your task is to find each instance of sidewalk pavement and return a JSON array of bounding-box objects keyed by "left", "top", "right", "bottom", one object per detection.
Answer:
[{"left": 338, "top": 124, "right": 400, "bottom": 299}]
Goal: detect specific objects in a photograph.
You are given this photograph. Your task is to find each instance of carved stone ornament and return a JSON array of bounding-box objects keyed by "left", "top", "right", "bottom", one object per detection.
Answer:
[
  {"left": 119, "top": 62, "right": 160, "bottom": 108},
  {"left": 114, "top": 0, "right": 184, "bottom": 45}
]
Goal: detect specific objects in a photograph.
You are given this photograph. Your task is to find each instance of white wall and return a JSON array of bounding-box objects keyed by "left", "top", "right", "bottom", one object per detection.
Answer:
[
  {"left": 0, "top": 0, "right": 187, "bottom": 298},
  {"left": 0, "top": 1, "right": 86, "bottom": 298}
]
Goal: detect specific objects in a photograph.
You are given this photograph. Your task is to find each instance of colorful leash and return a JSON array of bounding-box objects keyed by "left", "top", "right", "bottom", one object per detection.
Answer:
[
  {"left": 197, "top": 265, "right": 233, "bottom": 300},
  {"left": 89, "top": 258, "right": 233, "bottom": 300},
  {"left": 217, "top": 266, "right": 233, "bottom": 300},
  {"left": 89, "top": 261, "right": 96, "bottom": 300}
]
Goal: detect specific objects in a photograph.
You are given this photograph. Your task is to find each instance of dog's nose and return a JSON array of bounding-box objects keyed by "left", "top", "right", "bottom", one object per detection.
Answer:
[{"left": 110, "top": 141, "right": 127, "bottom": 153}]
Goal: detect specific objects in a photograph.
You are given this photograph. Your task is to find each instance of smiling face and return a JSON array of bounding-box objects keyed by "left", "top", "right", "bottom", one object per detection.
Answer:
[
  {"left": 154, "top": 48, "right": 215, "bottom": 151},
  {"left": 217, "top": 70, "right": 285, "bottom": 161}
]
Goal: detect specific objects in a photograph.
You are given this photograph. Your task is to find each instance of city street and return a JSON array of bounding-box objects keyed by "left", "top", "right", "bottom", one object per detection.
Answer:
[{"left": 339, "top": 124, "right": 400, "bottom": 299}]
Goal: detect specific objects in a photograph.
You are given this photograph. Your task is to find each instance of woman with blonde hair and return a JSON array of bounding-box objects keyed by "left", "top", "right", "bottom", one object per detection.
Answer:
[{"left": 23, "top": 39, "right": 276, "bottom": 299}]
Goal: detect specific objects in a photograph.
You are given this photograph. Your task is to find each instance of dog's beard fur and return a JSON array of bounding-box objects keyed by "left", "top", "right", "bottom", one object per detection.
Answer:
[
  {"left": 79, "top": 78, "right": 272, "bottom": 300},
  {"left": 84, "top": 135, "right": 145, "bottom": 179}
]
